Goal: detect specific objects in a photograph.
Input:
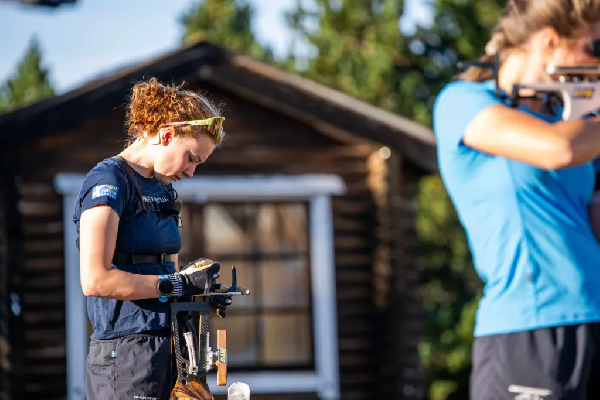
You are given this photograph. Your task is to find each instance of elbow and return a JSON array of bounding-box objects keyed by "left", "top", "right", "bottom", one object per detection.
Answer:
[
  {"left": 542, "top": 139, "right": 576, "bottom": 170},
  {"left": 81, "top": 273, "right": 105, "bottom": 297},
  {"left": 81, "top": 279, "right": 99, "bottom": 297}
]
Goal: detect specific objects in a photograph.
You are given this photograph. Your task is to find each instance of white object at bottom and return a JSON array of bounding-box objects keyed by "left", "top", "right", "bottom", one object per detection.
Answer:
[{"left": 227, "top": 382, "right": 250, "bottom": 400}]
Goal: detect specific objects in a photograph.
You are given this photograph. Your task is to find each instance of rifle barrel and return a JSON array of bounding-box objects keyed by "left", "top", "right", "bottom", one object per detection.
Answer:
[{"left": 547, "top": 65, "right": 600, "bottom": 74}]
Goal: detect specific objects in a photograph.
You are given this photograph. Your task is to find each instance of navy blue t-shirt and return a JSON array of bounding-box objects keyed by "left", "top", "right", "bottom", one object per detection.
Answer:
[{"left": 73, "top": 157, "right": 182, "bottom": 339}]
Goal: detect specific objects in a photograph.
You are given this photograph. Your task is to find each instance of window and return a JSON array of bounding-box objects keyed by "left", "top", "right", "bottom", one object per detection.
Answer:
[
  {"left": 179, "top": 202, "right": 313, "bottom": 371},
  {"left": 54, "top": 174, "right": 344, "bottom": 399}
]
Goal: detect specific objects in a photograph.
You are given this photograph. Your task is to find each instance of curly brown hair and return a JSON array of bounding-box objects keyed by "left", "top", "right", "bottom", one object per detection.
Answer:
[
  {"left": 124, "top": 77, "right": 225, "bottom": 147},
  {"left": 461, "top": 0, "right": 600, "bottom": 82}
]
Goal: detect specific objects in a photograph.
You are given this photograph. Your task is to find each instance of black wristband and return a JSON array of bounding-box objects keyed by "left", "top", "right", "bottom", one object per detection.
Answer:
[{"left": 166, "top": 273, "right": 183, "bottom": 297}]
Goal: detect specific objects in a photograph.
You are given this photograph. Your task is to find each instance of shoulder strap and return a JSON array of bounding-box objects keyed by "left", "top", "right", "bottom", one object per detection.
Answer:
[
  {"left": 111, "top": 155, "right": 148, "bottom": 211},
  {"left": 77, "top": 156, "right": 183, "bottom": 251},
  {"left": 111, "top": 156, "right": 181, "bottom": 216}
]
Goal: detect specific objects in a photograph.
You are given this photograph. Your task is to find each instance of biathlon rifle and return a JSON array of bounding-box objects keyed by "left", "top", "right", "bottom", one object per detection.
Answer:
[
  {"left": 170, "top": 265, "right": 251, "bottom": 400},
  {"left": 456, "top": 41, "right": 600, "bottom": 121}
]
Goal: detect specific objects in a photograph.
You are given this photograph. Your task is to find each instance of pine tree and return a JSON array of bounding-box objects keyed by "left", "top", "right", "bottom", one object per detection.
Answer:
[
  {"left": 405, "top": 0, "right": 508, "bottom": 125},
  {"left": 180, "top": 0, "right": 274, "bottom": 62},
  {"left": 0, "top": 36, "right": 55, "bottom": 113},
  {"left": 285, "top": 0, "right": 416, "bottom": 116}
]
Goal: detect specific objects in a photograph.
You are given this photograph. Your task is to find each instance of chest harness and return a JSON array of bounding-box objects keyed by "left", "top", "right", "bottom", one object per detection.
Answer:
[{"left": 76, "top": 156, "right": 182, "bottom": 265}]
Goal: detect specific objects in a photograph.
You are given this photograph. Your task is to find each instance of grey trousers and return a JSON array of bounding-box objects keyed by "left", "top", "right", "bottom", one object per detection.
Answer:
[{"left": 86, "top": 330, "right": 175, "bottom": 400}]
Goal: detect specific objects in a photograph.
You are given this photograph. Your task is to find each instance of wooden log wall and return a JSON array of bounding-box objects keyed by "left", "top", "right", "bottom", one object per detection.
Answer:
[
  {"left": 18, "top": 182, "right": 66, "bottom": 399},
  {"left": 0, "top": 159, "right": 9, "bottom": 400},
  {"left": 379, "top": 152, "right": 425, "bottom": 400},
  {"left": 10, "top": 82, "right": 416, "bottom": 400},
  {"left": 0, "top": 153, "right": 26, "bottom": 400}
]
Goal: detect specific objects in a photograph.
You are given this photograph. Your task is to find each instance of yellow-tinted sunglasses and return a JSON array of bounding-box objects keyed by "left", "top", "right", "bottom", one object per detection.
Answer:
[{"left": 161, "top": 116, "right": 225, "bottom": 141}]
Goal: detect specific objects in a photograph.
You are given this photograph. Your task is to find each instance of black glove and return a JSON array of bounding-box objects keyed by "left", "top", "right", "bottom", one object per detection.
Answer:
[
  {"left": 177, "top": 258, "right": 233, "bottom": 317},
  {"left": 210, "top": 293, "right": 232, "bottom": 318},
  {"left": 177, "top": 258, "right": 221, "bottom": 296}
]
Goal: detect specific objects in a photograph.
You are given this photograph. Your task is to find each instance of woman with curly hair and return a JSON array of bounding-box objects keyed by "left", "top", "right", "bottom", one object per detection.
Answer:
[{"left": 73, "top": 77, "right": 230, "bottom": 400}]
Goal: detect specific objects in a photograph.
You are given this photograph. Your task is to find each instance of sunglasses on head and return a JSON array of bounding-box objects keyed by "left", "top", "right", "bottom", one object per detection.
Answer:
[{"left": 161, "top": 116, "right": 225, "bottom": 141}]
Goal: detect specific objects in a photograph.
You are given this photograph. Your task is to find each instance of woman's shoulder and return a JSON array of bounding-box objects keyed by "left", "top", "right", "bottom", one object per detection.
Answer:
[
  {"left": 434, "top": 80, "right": 503, "bottom": 123},
  {"left": 433, "top": 80, "right": 505, "bottom": 148},
  {"left": 86, "top": 157, "right": 127, "bottom": 178},
  {"left": 80, "top": 157, "right": 130, "bottom": 193},
  {"left": 437, "top": 79, "right": 497, "bottom": 101},
  {"left": 74, "top": 157, "right": 132, "bottom": 219}
]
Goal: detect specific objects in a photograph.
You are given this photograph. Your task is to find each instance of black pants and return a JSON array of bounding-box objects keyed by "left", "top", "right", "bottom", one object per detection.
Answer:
[
  {"left": 471, "top": 323, "right": 600, "bottom": 400},
  {"left": 86, "top": 330, "right": 176, "bottom": 400}
]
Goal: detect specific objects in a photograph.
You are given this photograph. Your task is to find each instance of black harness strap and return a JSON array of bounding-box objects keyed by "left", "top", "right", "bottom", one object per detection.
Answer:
[
  {"left": 111, "top": 156, "right": 182, "bottom": 218},
  {"left": 75, "top": 156, "right": 182, "bottom": 265},
  {"left": 112, "top": 253, "right": 171, "bottom": 265},
  {"left": 110, "top": 156, "right": 182, "bottom": 265},
  {"left": 113, "top": 155, "right": 146, "bottom": 209}
]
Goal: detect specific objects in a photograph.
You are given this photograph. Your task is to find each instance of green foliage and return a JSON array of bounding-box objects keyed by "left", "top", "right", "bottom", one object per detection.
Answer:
[
  {"left": 405, "top": 0, "right": 508, "bottom": 126},
  {"left": 0, "top": 36, "right": 55, "bottom": 113},
  {"left": 285, "top": 0, "right": 421, "bottom": 117},
  {"left": 416, "top": 174, "right": 483, "bottom": 400},
  {"left": 180, "top": 0, "right": 274, "bottom": 62},
  {"left": 0, "top": 92, "right": 8, "bottom": 114}
]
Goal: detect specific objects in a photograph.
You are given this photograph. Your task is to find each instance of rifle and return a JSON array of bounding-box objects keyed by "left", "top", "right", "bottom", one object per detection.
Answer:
[
  {"left": 170, "top": 265, "right": 251, "bottom": 400},
  {"left": 457, "top": 42, "right": 600, "bottom": 121}
]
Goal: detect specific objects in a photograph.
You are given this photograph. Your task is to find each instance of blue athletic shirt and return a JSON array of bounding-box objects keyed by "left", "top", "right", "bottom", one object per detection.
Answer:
[
  {"left": 73, "top": 157, "right": 182, "bottom": 339},
  {"left": 433, "top": 80, "right": 600, "bottom": 337}
]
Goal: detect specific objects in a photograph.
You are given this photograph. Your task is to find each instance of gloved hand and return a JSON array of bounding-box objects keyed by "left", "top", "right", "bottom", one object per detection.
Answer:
[
  {"left": 178, "top": 258, "right": 221, "bottom": 296},
  {"left": 178, "top": 258, "right": 233, "bottom": 317},
  {"left": 210, "top": 294, "right": 232, "bottom": 318}
]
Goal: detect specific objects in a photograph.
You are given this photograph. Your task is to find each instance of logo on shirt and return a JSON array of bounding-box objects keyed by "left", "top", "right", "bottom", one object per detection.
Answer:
[
  {"left": 92, "top": 184, "right": 119, "bottom": 200},
  {"left": 142, "top": 196, "right": 168, "bottom": 203},
  {"left": 508, "top": 384, "right": 552, "bottom": 399}
]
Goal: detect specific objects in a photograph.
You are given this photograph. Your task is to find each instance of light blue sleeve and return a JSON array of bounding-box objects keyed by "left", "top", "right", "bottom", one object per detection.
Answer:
[{"left": 433, "top": 81, "right": 504, "bottom": 151}]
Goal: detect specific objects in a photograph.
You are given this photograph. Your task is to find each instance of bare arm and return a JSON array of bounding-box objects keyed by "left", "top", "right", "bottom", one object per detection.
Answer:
[
  {"left": 171, "top": 254, "right": 179, "bottom": 271},
  {"left": 464, "top": 105, "right": 600, "bottom": 169},
  {"left": 79, "top": 205, "right": 161, "bottom": 300}
]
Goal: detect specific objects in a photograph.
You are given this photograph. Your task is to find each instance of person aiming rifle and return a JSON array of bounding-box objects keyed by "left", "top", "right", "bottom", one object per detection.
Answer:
[
  {"left": 434, "top": 0, "right": 600, "bottom": 399},
  {"left": 74, "top": 77, "right": 232, "bottom": 400}
]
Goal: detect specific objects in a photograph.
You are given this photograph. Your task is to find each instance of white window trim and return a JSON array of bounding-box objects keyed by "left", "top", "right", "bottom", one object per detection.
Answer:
[{"left": 54, "top": 173, "right": 345, "bottom": 400}]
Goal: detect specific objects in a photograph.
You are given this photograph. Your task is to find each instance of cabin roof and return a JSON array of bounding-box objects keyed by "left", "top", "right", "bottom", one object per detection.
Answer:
[{"left": 0, "top": 41, "right": 437, "bottom": 171}]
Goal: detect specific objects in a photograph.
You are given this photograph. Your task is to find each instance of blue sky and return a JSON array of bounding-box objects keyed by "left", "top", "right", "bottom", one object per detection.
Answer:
[{"left": 0, "top": 0, "right": 432, "bottom": 94}]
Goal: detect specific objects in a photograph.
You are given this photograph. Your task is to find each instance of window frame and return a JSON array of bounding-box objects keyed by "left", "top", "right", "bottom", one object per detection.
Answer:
[
  {"left": 54, "top": 173, "right": 345, "bottom": 400},
  {"left": 186, "top": 201, "right": 315, "bottom": 371}
]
